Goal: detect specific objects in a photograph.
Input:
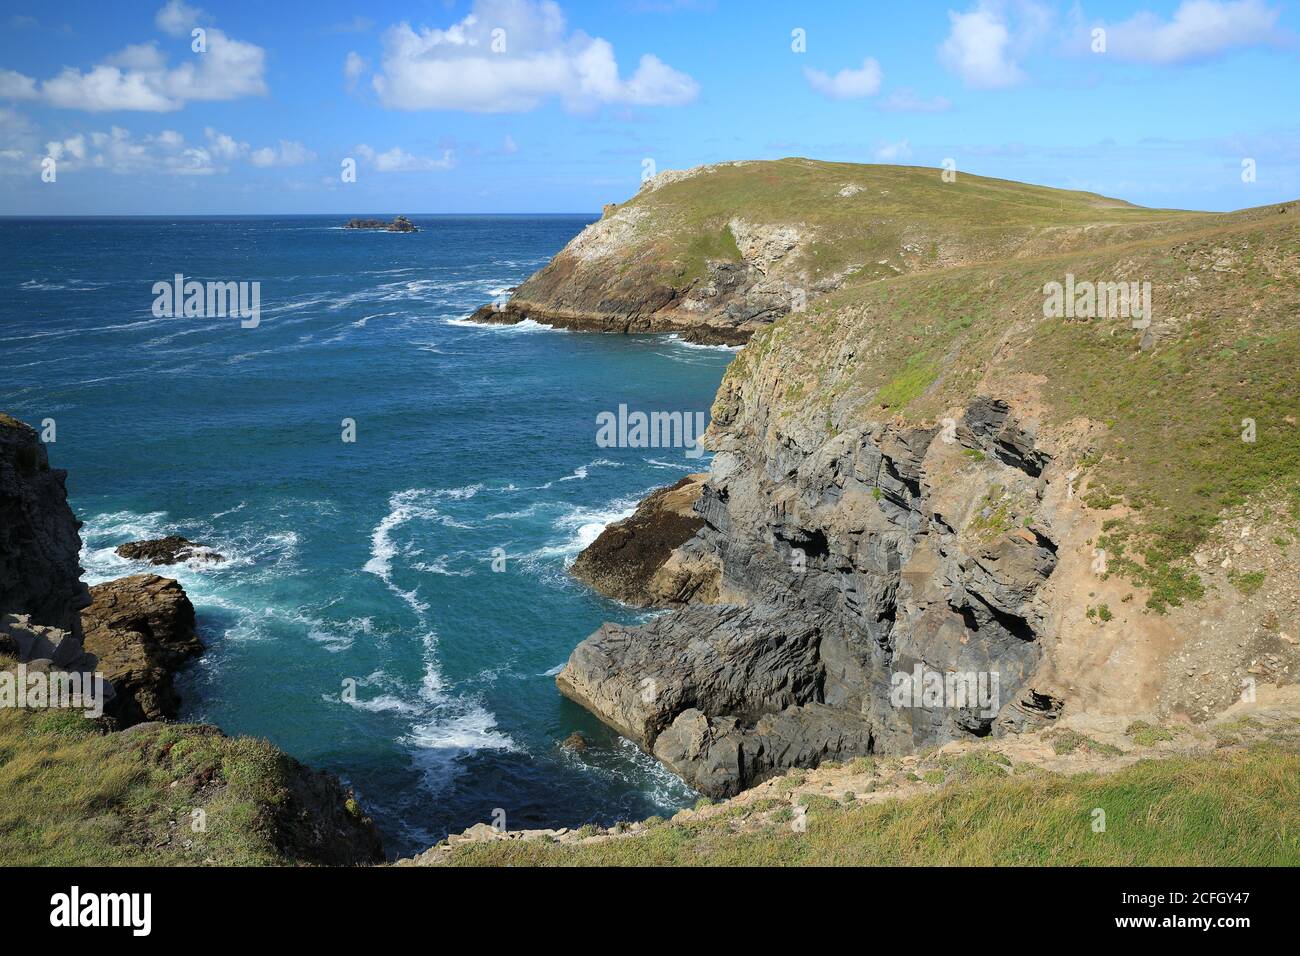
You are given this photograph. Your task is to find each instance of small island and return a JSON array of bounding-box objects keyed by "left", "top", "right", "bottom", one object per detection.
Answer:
[{"left": 344, "top": 215, "right": 418, "bottom": 233}]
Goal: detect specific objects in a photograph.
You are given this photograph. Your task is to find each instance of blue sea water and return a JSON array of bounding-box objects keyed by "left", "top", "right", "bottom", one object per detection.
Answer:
[{"left": 0, "top": 215, "right": 735, "bottom": 856}]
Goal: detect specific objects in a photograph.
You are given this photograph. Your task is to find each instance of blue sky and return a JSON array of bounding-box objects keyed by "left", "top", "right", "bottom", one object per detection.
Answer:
[{"left": 1, "top": 0, "right": 1296, "bottom": 214}]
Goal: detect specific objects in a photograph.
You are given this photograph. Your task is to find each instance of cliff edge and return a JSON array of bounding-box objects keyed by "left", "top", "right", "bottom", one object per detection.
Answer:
[{"left": 548, "top": 160, "right": 1300, "bottom": 797}]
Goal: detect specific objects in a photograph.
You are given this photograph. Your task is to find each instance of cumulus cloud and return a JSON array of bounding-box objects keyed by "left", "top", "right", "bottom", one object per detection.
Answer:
[
  {"left": 369, "top": 0, "right": 699, "bottom": 112},
  {"left": 1, "top": 2, "right": 266, "bottom": 112},
  {"left": 0, "top": 69, "right": 38, "bottom": 100},
  {"left": 1087, "top": 0, "right": 1284, "bottom": 64},
  {"left": 803, "top": 58, "right": 883, "bottom": 100},
  {"left": 354, "top": 144, "right": 456, "bottom": 172},
  {"left": 939, "top": 1, "right": 1050, "bottom": 89},
  {"left": 155, "top": 0, "right": 203, "bottom": 37},
  {"left": 2, "top": 123, "right": 312, "bottom": 177},
  {"left": 251, "top": 140, "right": 316, "bottom": 167}
]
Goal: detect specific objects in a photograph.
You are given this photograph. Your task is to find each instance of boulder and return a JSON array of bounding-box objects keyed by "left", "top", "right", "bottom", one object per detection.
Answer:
[
  {"left": 560, "top": 731, "right": 591, "bottom": 752},
  {"left": 570, "top": 474, "right": 709, "bottom": 606},
  {"left": 80, "top": 574, "right": 202, "bottom": 724},
  {"left": 115, "top": 535, "right": 224, "bottom": 566}
]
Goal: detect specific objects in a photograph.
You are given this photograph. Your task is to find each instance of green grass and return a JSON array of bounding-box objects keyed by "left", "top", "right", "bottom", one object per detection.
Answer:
[
  {"left": 1229, "top": 570, "right": 1267, "bottom": 596},
  {"left": 1048, "top": 729, "right": 1124, "bottom": 757},
  {"left": 0, "top": 659, "right": 377, "bottom": 866},
  {"left": 438, "top": 746, "right": 1298, "bottom": 866},
  {"left": 726, "top": 189, "right": 1299, "bottom": 612},
  {"left": 1126, "top": 721, "right": 1179, "bottom": 746}
]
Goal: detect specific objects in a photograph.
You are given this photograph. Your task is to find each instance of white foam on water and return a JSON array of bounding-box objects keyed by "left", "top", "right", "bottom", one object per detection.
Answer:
[
  {"left": 559, "top": 458, "right": 622, "bottom": 483},
  {"left": 412, "top": 553, "right": 474, "bottom": 577},
  {"left": 444, "top": 315, "right": 564, "bottom": 333},
  {"left": 661, "top": 333, "right": 743, "bottom": 352},
  {"left": 364, "top": 485, "right": 483, "bottom": 614},
  {"left": 646, "top": 458, "right": 697, "bottom": 471},
  {"left": 526, "top": 492, "right": 645, "bottom": 564}
]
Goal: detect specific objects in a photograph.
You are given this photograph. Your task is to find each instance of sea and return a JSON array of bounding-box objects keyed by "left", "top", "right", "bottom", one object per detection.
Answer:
[{"left": 0, "top": 214, "right": 737, "bottom": 857}]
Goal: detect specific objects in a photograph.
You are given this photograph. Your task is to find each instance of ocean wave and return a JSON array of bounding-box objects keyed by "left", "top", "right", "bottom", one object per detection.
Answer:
[
  {"left": 363, "top": 486, "right": 483, "bottom": 613},
  {"left": 444, "top": 316, "right": 563, "bottom": 333},
  {"left": 645, "top": 457, "right": 697, "bottom": 471},
  {"left": 661, "top": 333, "right": 743, "bottom": 352},
  {"left": 525, "top": 493, "right": 643, "bottom": 564}
]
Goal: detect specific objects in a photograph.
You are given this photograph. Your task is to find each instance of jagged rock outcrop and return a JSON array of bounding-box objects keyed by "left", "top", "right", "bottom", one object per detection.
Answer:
[
  {"left": 344, "top": 215, "right": 418, "bottom": 232},
  {"left": 116, "top": 535, "right": 224, "bottom": 566},
  {"left": 81, "top": 574, "right": 203, "bottom": 724},
  {"left": 0, "top": 414, "right": 91, "bottom": 635},
  {"left": 467, "top": 164, "right": 834, "bottom": 345},
  {"left": 561, "top": 398, "right": 1063, "bottom": 797},
  {"left": 569, "top": 474, "right": 712, "bottom": 606}
]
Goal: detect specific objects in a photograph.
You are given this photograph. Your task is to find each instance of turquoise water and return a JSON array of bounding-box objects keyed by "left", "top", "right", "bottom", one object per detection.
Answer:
[{"left": 0, "top": 216, "right": 734, "bottom": 856}]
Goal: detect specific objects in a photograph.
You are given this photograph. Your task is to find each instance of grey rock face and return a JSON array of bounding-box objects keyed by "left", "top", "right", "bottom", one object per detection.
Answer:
[
  {"left": 0, "top": 613, "right": 117, "bottom": 710},
  {"left": 559, "top": 395, "right": 1063, "bottom": 797},
  {"left": 0, "top": 415, "right": 91, "bottom": 636}
]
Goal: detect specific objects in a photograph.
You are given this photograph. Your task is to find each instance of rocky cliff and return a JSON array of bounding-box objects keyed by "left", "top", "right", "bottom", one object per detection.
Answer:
[
  {"left": 0, "top": 414, "right": 91, "bottom": 636},
  {"left": 550, "top": 161, "right": 1300, "bottom": 797},
  {"left": 468, "top": 158, "right": 1212, "bottom": 345}
]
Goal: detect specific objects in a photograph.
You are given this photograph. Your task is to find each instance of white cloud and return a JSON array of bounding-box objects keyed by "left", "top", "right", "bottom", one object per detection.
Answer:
[
  {"left": 370, "top": 0, "right": 699, "bottom": 112},
  {"left": 344, "top": 51, "right": 368, "bottom": 90},
  {"left": 6, "top": 123, "right": 313, "bottom": 177},
  {"left": 940, "top": 3, "right": 1025, "bottom": 88},
  {"left": 2, "top": 3, "right": 266, "bottom": 112},
  {"left": 502, "top": 133, "right": 519, "bottom": 153},
  {"left": 354, "top": 143, "right": 456, "bottom": 172},
  {"left": 1090, "top": 0, "right": 1283, "bottom": 64},
  {"left": 938, "top": 1, "right": 1051, "bottom": 89},
  {"left": 0, "top": 69, "right": 38, "bottom": 100},
  {"left": 874, "top": 138, "right": 913, "bottom": 162},
  {"left": 77, "top": 126, "right": 218, "bottom": 175},
  {"left": 803, "top": 57, "right": 883, "bottom": 100},
  {"left": 879, "top": 87, "right": 952, "bottom": 112},
  {"left": 201, "top": 127, "right": 314, "bottom": 167},
  {"left": 250, "top": 140, "right": 316, "bottom": 167},
  {"left": 155, "top": 0, "right": 203, "bottom": 37},
  {"left": 0, "top": 108, "right": 38, "bottom": 165}
]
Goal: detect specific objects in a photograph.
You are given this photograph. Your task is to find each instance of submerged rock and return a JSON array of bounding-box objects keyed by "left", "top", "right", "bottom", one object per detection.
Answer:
[
  {"left": 560, "top": 731, "right": 591, "bottom": 752},
  {"left": 115, "top": 535, "right": 224, "bottom": 566}
]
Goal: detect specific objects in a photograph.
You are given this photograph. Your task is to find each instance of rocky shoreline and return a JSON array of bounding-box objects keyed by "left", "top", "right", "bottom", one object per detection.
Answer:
[
  {"left": 0, "top": 412, "right": 383, "bottom": 864},
  {"left": 525, "top": 161, "right": 1300, "bottom": 805}
]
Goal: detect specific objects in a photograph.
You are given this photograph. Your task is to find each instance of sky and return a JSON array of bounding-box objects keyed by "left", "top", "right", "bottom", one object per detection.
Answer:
[{"left": 0, "top": 0, "right": 1296, "bottom": 214}]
